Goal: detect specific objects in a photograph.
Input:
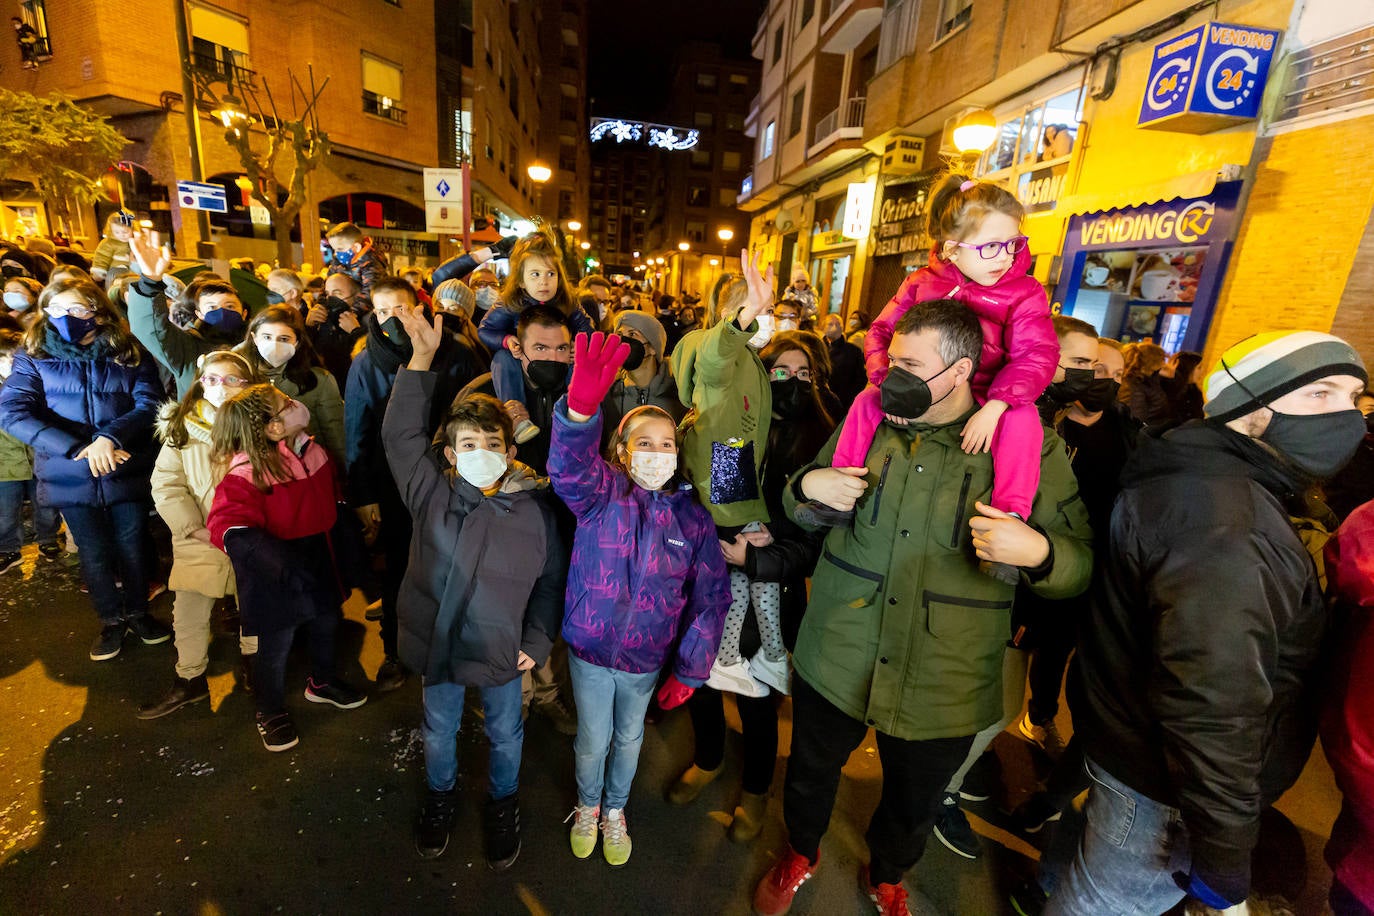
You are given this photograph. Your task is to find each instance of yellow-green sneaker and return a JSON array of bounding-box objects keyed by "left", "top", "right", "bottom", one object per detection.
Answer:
[
  {"left": 600, "top": 808, "right": 632, "bottom": 866},
  {"left": 566, "top": 804, "right": 599, "bottom": 859}
]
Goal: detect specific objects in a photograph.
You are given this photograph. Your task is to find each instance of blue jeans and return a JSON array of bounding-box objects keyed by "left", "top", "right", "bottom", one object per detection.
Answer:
[
  {"left": 422, "top": 676, "right": 524, "bottom": 799},
  {"left": 62, "top": 500, "right": 150, "bottom": 626},
  {"left": 0, "top": 479, "right": 61, "bottom": 552},
  {"left": 1043, "top": 755, "right": 1191, "bottom": 916},
  {"left": 568, "top": 653, "right": 659, "bottom": 811},
  {"left": 489, "top": 348, "right": 526, "bottom": 406}
]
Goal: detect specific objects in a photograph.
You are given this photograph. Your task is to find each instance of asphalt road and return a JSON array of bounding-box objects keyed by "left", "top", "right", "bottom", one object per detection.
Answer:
[{"left": 0, "top": 544, "right": 1345, "bottom": 915}]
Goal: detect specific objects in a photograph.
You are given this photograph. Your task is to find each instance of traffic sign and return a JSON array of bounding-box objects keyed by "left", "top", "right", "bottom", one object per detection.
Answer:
[
  {"left": 176, "top": 180, "right": 228, "bottom": 214},
  {"left": 423, "top": 168, "right": 464, "bottom": 202}
]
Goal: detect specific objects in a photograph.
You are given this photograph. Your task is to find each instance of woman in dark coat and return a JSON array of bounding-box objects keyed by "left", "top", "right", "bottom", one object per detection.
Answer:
[{"left": 0, "top": 277, "right": 168, "bottom": 661}]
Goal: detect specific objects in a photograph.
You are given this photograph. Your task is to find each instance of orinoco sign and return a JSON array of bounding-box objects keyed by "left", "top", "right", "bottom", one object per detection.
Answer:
[{"left": 1077, "top": 200, "right": 1216, "bottom": 247}]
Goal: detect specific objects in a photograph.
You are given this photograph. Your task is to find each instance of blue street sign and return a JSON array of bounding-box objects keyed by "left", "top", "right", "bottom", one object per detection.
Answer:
[
  {"left": 1138, "top": 22, "right": 1280, "bottom": 131},
  {"left": 176, "top": 180, "right": 228, "bottom": 214},
  {"left": 435, "top": 178, "right": 452, "bottom": 198}
]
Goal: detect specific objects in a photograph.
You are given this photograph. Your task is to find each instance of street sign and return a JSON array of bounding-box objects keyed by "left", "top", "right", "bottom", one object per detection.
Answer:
[
  {"left": 176, "top": 180, "right": 228, "bottom": 214},
  {"left": 425, "top": 201, "right": 464, "bottom": 235},
  {"left": 1138, "top": 22, "right": 1281, "bottom": 132},
  {"left": 423, "top": 167, "right": 465, "bottom": 234}
]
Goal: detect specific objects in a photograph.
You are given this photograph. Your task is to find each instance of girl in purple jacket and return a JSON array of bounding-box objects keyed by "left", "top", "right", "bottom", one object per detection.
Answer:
[{"left": 548, "top": 331, "right": 729, "bottom": 868}]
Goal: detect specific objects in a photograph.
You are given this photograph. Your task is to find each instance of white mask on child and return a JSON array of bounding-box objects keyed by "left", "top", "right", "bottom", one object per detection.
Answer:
[
  {"left": 628, "top": 450, "right": 676, "bottom": 490},
  {"left": 453, "top": 448, "right": 508, "bottom": 489},
  {"left": 202, "top": 384, "right": 231, "bottom": 408},
  {"left": 256, "top": 338, "right": 297, "bottom": 368}
]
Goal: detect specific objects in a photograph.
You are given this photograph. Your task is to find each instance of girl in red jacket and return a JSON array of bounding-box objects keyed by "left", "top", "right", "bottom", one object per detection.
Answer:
[
  {"left": 208, "top": 384, "right": 366, "bottom": 752},
  {"left": 796, "top": 173, "right": 1058, "bottom": 582}
]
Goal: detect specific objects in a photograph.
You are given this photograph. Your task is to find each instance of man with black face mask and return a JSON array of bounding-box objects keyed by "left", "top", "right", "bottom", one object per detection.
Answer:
[
  {"left": 345, "top": 277, "right": 482, "bottom": 692},
  {"left": 309, "top": 272, "right": 366, "bottom": 388},
  {"left": 1044, "top": 331, "right": 1367, "bottom": 916},
  {"left": 599, "top": 311, "right": 685, "bottom": 448}
]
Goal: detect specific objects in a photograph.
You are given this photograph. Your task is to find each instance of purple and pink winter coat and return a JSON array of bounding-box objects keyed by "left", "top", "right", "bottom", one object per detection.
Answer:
[{"left": 547, "top": 399, "right": 730, "bottom": 686}]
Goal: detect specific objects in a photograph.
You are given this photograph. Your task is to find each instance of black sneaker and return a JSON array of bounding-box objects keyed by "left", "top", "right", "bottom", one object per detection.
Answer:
[
  {"left": 255, "top": 711, "right": 299, "bottom": 752},
  {"left": 126, "top": 614, "right": 172, "bottom": 645},
  {"left": 1009, "top": 878, "right": 1048, "bottom": 916},
  {"left": 304, "top": 677, "right": 368, "bottom": 709},
  {"left": 979, "top": 559, "right": 1021, "bottom": 585},
  {"left": 415, "top": 789, "right": 459, "bottom": 859},
  {"left": 791, "top": 499, "right": 855, "bottom": 528},
  {"left": 137, "top": 675, "right": 209, "bottom": 720},
  {"left": 375, "top": 656, "right": 408, "bottom": 693},
  {"left": 37, "top": 542, "right": 63, "bottom": 560},
  {"left": 0, "top": 551, "right": 22, "bottom": 574},
  {"left": 1010, "top": 793, "right": 1063, "bottom": 835},
  {"left": 90, "top": 624, "right": 124, "bottom": 661},
  {"left": 933, "top": 792, "right": 981, "bottom": 860},
  {"left": 483, "top": 793, "right": 522, "bottom": 870}
]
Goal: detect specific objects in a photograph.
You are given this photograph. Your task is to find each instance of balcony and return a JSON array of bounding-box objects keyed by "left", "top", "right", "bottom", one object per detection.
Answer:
[
  {"left": 190, "top": 49, "right": 256, "bottom": 88},
  {"left": 809, "top": 96, "right": 866, "bottom": 156},
  {"left": 819, "top": 0, "right": 883, "bottom": 54},
  {"left": 362, "top": 90, "right": 407, "bottom": 124}
]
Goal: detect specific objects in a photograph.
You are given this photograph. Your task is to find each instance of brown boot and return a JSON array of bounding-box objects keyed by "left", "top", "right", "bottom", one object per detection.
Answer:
[
  {"left": 665, "top": 763, "right": 722, "bottom": 806},
  {"left": 728, "top": 790, "right": 768, "bottom": 843}
]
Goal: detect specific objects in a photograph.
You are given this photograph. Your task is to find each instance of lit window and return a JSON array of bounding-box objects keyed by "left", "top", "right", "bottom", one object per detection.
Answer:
[
  {"left": 190, "top": 4, "right": 250, "bottom": 83},
  {"left": 362, "top": 53, "right": 406, "bottom": 124},
  {"left": 762, "top": 121, "right": 776, "bottom": 158}
]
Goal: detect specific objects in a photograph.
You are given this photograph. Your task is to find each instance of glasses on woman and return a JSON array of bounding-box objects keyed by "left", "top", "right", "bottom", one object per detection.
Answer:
[
  {"left": 769, "top": 366, "right": 812, "bottom": 382},
  {"left": 199, "top": 373, "right": 250, "bottom": 387},
  {"left": 45, "top": 302, "right": 97, "bottom": 320},
  {"left": 950, "top": 235, "right": 1029, "bottom": 260}
]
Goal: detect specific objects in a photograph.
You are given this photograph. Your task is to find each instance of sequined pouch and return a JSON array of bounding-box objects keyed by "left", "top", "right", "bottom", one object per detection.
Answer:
[{"left": 709, "top": 438, "right": 759, "bottom": 505}]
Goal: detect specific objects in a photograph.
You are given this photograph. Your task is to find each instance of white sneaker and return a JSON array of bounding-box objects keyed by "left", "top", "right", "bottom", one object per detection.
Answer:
[
  {"left": 705, "top": 658, "right": 770, "bottom": 698},
  {"left": 750, "top": 651, "right": 791, "bottom": 695}
]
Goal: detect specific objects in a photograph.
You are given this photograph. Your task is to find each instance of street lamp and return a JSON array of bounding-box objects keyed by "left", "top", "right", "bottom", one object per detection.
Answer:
[
  {"left": 580, "top": 241, "right": 591, "bottom": 250},
  {"left": 527, "top": 162, "right": 552, "bottom": 217},
  {"left": 678, "top": 241, "right": 690, "bottom": 252},
  {"left": 566, "top": 219, "right": 582, "bottom": 232},
  {"left": 717, "top": 227, "right": 735, "bottom": 265},
  {"left": 952, "top": 109, "right": 997, "bottom": 164}
]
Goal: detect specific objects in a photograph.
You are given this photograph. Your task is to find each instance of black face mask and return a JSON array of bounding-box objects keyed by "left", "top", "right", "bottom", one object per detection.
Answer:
[
  {"left": 265, "top": 290, "right": 286, "bottom": 305},
  {"left": 380, "top": 316, "right": 407, "bottom": 343},
  {"left": 771, "top": 377, "right": 810, "bottom": 419},
  {"left": 526, "top": 359, "right": 569, "bottom": 390},
  {"left": 1261, "top": 409, "right": 1367, "bottom": 480},
  {"left": 880, "top": 362, "right": 955, "bottom": 420},
  {"left": 1046, "top": 367, "right": 1095, "bottom": 405},
  {"left": 1076, "top": 378, "right": 1121, "bottom": 413},
  {"left": 621, "top": 338, "right": 646, "bottom": 373},
  {"left": 322, "top": 294, "right": 352, "bottom": 316},
  {"left": 1365, "top": 412, "right": 1374, "bottom": 436}
]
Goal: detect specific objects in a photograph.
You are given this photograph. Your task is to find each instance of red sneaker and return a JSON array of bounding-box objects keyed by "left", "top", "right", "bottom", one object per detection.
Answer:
[
  {"left": 861, "top": 867, "right": 912, "bottom": 916},
  {"left": 752, "top": 846, "right": 816, "bottom": 916}
]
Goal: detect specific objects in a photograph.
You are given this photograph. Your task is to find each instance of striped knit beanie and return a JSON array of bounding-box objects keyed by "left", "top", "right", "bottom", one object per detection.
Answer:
[{"left": 1203, "top": 330, "right": 1366, "bottom": 421}]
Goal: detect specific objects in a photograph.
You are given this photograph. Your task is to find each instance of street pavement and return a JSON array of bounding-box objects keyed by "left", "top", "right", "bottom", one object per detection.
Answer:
[{"left": 0, "top": 544, "right": 1345, "bottom": 915}]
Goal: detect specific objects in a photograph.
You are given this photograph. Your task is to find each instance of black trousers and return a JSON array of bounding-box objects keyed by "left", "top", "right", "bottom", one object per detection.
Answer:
[
  {"left": 254, "top": 610, "right": 338, "bottom": 717},
  {"left": 783, "top": 676, "right": 974, "bottom": 886},
  {"left": 688, "top": 684, "right": 781, "bottom": 795}
]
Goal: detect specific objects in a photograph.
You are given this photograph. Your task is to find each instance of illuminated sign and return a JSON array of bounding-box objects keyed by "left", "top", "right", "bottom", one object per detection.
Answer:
[
  {"left": 1138, "top": 22, "right": 1281, "bottom": 133},
  {"left": 590, "top": 118, "right": 700, "bottom": 150},
  {"left": 842, "top": 181, "right": 874, "bottom": 240}
]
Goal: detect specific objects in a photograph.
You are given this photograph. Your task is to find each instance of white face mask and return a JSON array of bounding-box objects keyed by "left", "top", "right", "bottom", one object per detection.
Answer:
[
  {"left": 256, "top": 338, "right": 297, "bottom": 368},
  {"left": 202, "top": 384, "right": 233, "bottom": 408},
  {"left": 452, "top": 448, "right": 508, "bottom": 489},
  {"left": 776, "top": 319, "right": 799, "bottom": 332},
  {"left": 628, "top": 449, "right": 677, "bottom": 490}
]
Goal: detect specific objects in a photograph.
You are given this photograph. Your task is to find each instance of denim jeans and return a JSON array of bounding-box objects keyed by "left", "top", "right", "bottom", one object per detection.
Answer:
[
  {"left": 568, "top": 653, "right": 659, "bottom": 810},
  {"left": 62, "top": 500, "right": 150, "bottom": 626},
  {"left": 253, "top": 610, "right": 337, "bottom": 717},
  {"left": 422, "top": 676, "right": 524, "bottom": 798},
  {"left": 0, "top": 478, "right": 61, "bottom": 552},
  {"left": 1043, "top": 755, "right": 1192, "bottom": 916}
]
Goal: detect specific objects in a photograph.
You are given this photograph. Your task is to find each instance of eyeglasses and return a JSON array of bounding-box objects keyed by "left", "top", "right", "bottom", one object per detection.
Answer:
[
  {"left": 45, "top": 303, "right": 96, "bottom": 320},
  {"left": 470, "top": 279, "right": 498, "bottom": 289},
  {"left": 773, "top": 313, "right": 800, "bottom": 323},
  {"left": 950, "top": 235, "right": 1029, "bottom": 260},
  {"left": 200, "top": 374, "right": 250, "bottom": 387},
  {"left": 769, "top": 366, "right": 812, "bottom": 382}
]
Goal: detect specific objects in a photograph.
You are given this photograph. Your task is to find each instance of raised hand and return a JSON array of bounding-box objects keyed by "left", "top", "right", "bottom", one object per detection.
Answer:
[
  {"left": 566, "top": 331, "right": 631, "bottom": 420},
  {"left": 399, "top": 309, "right": 443, "bottom": 371},
  {"left": 128, "top": 228, "right": 172, "bottom": 282},
  {"left": 737, "top": 247, "right": 777, "bottom": 330}
]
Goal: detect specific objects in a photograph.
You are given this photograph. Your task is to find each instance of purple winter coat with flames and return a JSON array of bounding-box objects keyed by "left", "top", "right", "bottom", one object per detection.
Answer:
[{"left": 548, "top": 399, "right": 729, "bottom": 685}]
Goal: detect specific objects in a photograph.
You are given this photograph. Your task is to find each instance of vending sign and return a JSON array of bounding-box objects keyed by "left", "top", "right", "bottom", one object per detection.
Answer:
[{"left": 1138, "top": 22, "right": 1281, "bottom": 133}]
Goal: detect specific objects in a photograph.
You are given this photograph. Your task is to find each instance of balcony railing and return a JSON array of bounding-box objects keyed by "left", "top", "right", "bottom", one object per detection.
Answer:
[
  {"left": 190, "top": 49, "right": 256, "bottom": 88},
  {"left": 812, "top": 96, "right": 866, "bottom": 147},
  {"left": 363, "top": 90, "right": 407, "bottom": 124}
]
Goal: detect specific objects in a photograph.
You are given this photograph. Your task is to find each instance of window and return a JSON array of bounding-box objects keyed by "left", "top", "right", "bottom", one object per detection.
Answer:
[
  {"left": 694, "top": 111, "right": 714, "bottom": 129},
  {"left": 361, "top": 53, "right": 406, "bottom": 123},
  {"left": 718, "top": 187, "right": 738, "bottom": 207},
  {"left": 687, "top": 184, "right": 709, "bottom": 207},
  {"left": 877, "top": 0, "right": 920, "bottom": 71},
  {"left": 725, "top": 112, "right": 745, "bottom": 132},
  {"left": 723, "top": 151, "right": 742, "bottom": 171},
  {"left": 509, "top": 64, "right": 519, "bottom": 115},
  {"left": 686, "top": 221, "right": 706, "bottom": 243},
  {"left": 798, "top": 0, "right": 815, "bottom": 29},
  {"left": 484, "top": 114, "right": 494, "bottom": 158},
  {"left": 762, "top": 120, "right": 776, "bottom": 158},
  {"left": 936, "top": 0, "right": 973, "bottom": 39},
  {"left": 190, "top": 4, "right": 251, "bottom": 83},
  {"left": 691, "top": 149, "right": 712, "bottom": 170},
  {"left": 729, "top": 73, "right": 749, "bottom": 93},
  {"left": 17, "top": 0, "right": 52, "bottom": 59},
  {"left": 696, "top": 71, "right": 718, "bottom": 92},
  {"left": 772, "top": 25, "right": 783, "bottom": 65},
  {"left": 508, "top": 142, "right": 518, "bottom": 179},
  {"left": 979, "top": 86, "right": 1083, "bottom": 174},
  {"left": 789, "top": 90, "right": 805, "bottom": 138}
]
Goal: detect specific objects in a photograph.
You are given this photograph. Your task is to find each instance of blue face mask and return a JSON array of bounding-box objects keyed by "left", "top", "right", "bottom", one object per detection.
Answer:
[
  {"left": 332, "top": 247, "right": 356, "bottom": 267},
  {"left": 50, "top": 314, "right": 98, "bottom": 343},
  {"left": 3, "top": 291, "right": 32, "bottom": 311},
  {"left": 202, "top": 307, "right": 245, "bottom": 334}
]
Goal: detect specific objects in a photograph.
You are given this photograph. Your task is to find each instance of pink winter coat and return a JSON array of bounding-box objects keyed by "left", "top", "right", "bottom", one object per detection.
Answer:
[{"left": 863, "top": 246, "right": 1057, "bottom": 408}]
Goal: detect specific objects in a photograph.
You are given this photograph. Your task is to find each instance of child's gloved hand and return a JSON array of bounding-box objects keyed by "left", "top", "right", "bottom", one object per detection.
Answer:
[
  {"left": 567, "top": 331, "right": 630, "bottom": 418},
  {"left": 656, "top": 674, "right": 696, "bottom": 710}
]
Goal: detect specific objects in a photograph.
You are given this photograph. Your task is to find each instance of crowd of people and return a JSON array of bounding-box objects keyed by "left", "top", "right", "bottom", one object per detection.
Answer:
[{"left": 2, "top": 171, "right": 1373, "bottom": 916}]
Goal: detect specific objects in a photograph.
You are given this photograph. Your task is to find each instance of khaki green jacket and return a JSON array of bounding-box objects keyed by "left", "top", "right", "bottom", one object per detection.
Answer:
[{"left": 785, "top": 407, "right": 1092, "bottom": 740}]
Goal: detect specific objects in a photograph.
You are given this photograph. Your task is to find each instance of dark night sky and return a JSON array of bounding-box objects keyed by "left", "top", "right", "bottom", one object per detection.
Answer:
[{"left": 587, "top": 0, "right": 765, "bottom": 120}]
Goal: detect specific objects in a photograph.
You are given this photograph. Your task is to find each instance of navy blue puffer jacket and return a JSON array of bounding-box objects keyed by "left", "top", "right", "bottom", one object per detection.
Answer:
[{"left": 0, "top": 328, "right": 162, "bottom": 507}]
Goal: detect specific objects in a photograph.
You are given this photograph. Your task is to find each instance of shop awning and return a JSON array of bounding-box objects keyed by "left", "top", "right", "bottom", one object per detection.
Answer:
[{"left": 1056, "top": 169, "right": 1219, "bottom": 217}]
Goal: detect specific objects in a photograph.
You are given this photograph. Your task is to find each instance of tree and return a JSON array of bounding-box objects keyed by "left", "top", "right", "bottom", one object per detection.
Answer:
[
  {"left": 199, "top": 69, "right": 331, "bottom": 268},
  {"left": 0, "top": 89, "right": 129, "bottom": 233}
]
